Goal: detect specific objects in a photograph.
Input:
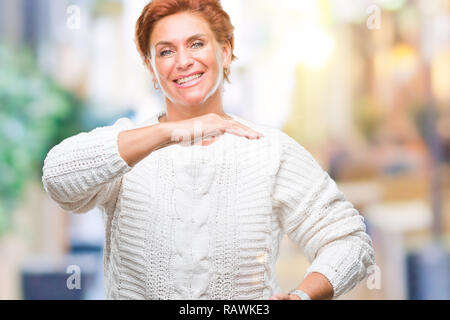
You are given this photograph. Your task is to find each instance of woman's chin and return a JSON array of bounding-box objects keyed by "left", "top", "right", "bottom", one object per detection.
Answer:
[{"left": 175, "top": 92, "right": 208, "bottom": 106}]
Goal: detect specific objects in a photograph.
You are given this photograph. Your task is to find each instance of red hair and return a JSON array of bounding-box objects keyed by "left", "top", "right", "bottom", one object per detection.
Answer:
[{"left": 135, "top": 0, "right": 237, "bottom": 82}]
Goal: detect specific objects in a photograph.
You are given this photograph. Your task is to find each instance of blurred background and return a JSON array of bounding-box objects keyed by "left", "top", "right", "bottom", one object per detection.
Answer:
[{"left": 0, "top": 0, "right": 449, "bottom": 300}]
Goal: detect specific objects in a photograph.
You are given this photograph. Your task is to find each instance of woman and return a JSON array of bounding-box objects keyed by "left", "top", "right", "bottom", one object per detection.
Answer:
[{"left": 42, "top": 0, "right": 375, "bottom": 300}]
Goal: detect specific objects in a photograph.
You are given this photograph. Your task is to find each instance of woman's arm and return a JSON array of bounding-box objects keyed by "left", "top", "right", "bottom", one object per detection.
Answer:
[
  {"left": 118, "top": 113, "right": 264, "bottom": 166},
  {"left": 117, "top": 121, "right": 174, "bottom": 167},
  {"left": 43, "top": 113, "right": 262, "bottom": 214},
  {"left": 294, "top": 272, "right": 334, "bottom": 299},
  {"left": 271, "top": 131, "right": 375, "bottom": 300},
  {"left": 270, "top": 272, "right": 334, "bottom": 300},
  {"left": 42, "top": 118, "right": 147, "bottom": 213}
]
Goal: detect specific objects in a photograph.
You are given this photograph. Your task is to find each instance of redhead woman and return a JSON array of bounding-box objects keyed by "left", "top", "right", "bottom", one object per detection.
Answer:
[{"left": 42, "top": 0, "right": 375, "bottom": 300}]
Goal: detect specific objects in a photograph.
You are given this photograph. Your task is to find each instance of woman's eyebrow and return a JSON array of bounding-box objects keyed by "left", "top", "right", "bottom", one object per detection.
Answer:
[{"left": 155, "top": 33, "right": 207, "bottom": 48}]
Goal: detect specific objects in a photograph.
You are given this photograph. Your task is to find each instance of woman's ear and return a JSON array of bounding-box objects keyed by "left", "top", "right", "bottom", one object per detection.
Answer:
[
  {"left": 222, "top": 40, "right": 232, "bottom": 70},
  {"left": 147, "top": 61, "right": 159, "bottom": 84},
  {"left": 147, "top": 61, "right": 155, "bottom": 78}
]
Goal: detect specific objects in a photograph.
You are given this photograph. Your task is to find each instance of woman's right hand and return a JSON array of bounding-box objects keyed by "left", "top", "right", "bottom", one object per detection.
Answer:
[{"left": 163, "top": 113, "right": 264, "bottom": 147}]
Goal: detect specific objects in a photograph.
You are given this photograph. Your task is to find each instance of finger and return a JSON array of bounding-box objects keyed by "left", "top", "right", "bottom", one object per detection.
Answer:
[
  {"left": 230, "top": 125, "right": 260, "bottom": 139},
  {"left": 225, "top": 127, "right": 258, "bottom": 139},
  {"left": 203, "top": 135, "right": 216, "bottom": 141},
  {"left": 273, "top": 293, "right": 290, "bottom": 300},
  {"left": 224, "top": 127, "right": 249, "bottom": 138},
  {"left": 288, "top": 294, "right": 302, "bottom": 300},
  {"left": 232, "top": 121, "right": 263, "bottom": 136},
  {"left": 202, "top": 130, "right": 221, "bottom": 140},
  {"left": 269, "top": 293, "right": 287, "bottom": 300},
  {"left": 227, "top": 120, "right": 264, "bottom": 138},
  {"left": 220, "top": 114, "right": 234, "bottom": 121}
]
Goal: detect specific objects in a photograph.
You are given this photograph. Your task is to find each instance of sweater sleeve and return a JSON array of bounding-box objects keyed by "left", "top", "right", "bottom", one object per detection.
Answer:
[
  {"left": 41, "top": 117, "right": 134, "bottom": 214},
  {"left": 272, "top": 132, "right": 375, "bottom": 299}
]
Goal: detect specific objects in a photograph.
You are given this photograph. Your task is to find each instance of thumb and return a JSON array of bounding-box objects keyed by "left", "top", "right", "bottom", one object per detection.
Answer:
[{"left": 269, "top": 292, "right": 289, "bottom": 300}]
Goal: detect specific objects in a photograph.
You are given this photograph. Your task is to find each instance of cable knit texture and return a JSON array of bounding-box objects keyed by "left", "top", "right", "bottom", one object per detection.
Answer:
[{"left": 42, "top": 111, "right": 375, "bottom": 300}]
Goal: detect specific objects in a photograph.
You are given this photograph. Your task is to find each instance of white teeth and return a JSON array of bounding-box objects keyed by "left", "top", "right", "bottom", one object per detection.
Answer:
[{"left": 176, "top": 73, "right": 202, "bottom": 84}]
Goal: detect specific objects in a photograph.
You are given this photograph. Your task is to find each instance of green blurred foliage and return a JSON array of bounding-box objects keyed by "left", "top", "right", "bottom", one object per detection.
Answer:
[{"left": 0, "top": 43, "right": 87, "bottom": 238}]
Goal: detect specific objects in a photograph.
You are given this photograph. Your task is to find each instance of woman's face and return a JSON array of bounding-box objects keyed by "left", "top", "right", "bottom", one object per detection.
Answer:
[{"left": 149, "top": 12, "right": 231, "bottom": 106}]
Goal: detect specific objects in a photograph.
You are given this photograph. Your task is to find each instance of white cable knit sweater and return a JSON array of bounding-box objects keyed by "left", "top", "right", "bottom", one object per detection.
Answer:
[{"left": 42, "top": 111, "right": 375, "bottom": 300}]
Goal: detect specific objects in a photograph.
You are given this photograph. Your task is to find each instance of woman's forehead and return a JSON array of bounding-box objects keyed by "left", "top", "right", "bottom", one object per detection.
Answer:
[{"left": 150, "top": 12, "right": 213, "bottom": 46}]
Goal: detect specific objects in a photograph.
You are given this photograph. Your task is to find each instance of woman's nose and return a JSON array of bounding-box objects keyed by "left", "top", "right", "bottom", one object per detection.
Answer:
[{"left": 175, "top": 48, "right": 194, "bottom": 70}]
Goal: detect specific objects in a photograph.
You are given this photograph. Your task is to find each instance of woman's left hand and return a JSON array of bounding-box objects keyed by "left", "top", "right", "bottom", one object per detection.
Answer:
[{"left": 269, "top": 293, "right": 301, "bottom": 300}]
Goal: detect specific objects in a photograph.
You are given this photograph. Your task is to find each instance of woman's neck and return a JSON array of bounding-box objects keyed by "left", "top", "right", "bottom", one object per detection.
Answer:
[{"left": 161, "top": 89, "right": 228, "bottom": 122}]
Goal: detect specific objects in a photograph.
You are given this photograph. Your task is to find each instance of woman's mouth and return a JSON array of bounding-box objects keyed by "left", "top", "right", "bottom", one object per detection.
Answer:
[{"left": 173, "top": 72, "right": 204, "bottom": 88}]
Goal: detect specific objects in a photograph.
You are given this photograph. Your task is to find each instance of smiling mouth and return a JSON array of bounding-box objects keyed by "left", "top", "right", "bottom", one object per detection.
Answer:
[{"left": 173, "top": 72, "right": 204, "bottom": 86}]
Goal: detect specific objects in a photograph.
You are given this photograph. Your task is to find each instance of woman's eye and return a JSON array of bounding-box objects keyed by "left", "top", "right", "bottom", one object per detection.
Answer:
[
  {"left": 160, "top": 50, "right": 173, "bottom": 57},
  {"left": 192, "top": 41, "right": 204, "bottom": 49}
]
